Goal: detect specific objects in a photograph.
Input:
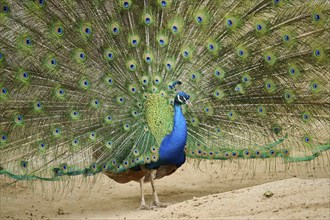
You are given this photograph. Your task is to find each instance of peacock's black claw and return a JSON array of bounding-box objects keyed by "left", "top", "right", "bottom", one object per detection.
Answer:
[
  {"left": 151, "top": 201, "right": 170, "bottom": 208},
  {"left": 139, "top": 205, "right": 150, "bottom": 210}
]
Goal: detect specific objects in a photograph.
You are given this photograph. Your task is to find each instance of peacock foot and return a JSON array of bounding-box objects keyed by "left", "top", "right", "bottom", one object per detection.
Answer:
[
  {"left": 151, "top": 201, "right": 169, "bottom": 208},
  {"left": 139, "top": 204, "right": 150, "bottom": 210}
]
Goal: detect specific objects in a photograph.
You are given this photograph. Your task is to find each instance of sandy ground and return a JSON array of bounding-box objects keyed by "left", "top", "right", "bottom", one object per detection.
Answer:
[{"left": 1, "top": 155, "right": 329, "bottom": 220}]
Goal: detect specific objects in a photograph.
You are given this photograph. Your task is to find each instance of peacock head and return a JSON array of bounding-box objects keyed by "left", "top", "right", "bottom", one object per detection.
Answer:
[{"left": 174, "top": 91, "right": 191, "bottom": 106}]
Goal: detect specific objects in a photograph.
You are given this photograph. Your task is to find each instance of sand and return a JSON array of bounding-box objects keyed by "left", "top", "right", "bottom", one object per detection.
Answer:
[{"left": 1, "top": 156, "right": 329, "bottom": 220}]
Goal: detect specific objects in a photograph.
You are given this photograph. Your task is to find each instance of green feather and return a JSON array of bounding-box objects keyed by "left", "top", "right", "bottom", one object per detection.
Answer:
[{"left": 0, "top": 1, "right": 329, "bottom": 204}]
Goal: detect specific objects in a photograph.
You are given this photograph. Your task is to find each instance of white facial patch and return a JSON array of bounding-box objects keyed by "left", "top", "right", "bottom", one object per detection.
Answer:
[{"left": 177, "top": 95, "right": 186, "bottom": 103}]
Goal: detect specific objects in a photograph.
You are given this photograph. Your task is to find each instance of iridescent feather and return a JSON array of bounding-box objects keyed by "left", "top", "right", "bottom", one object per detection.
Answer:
[{"left": 0, "top": 0, "right": 329, "bottom": 209}]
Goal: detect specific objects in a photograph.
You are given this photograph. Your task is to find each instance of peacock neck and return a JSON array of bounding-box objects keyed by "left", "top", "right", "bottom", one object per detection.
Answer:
[
  {"left": 148, "top": 103, "right": 187, "bottom": 169},
  {"left": 172, "top": 104, "right": 187, "bottom": 142},
  {"left": 165, "top": 104, "right": 187, "bottom": 156}
]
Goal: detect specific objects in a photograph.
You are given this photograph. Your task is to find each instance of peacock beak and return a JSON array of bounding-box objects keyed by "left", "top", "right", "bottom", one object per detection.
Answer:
[{"left": 186, "top": 100, "right": 192, "bottom": 107}]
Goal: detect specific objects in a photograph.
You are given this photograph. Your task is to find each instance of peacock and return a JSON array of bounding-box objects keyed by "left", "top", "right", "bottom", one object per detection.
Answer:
[{"left": 0, "top": 0, "right": 329, "bottom": 210}]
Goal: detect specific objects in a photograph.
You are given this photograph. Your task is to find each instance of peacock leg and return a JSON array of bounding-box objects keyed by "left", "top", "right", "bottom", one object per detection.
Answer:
[
  {"left": 139, "top": 176, "right": 149, "bottom": 210},
  {"left": 150, "top": 169, "right": 169, "bottom": 208}
]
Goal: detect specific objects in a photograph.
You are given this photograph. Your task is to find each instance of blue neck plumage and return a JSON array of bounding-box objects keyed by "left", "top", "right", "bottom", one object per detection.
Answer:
[
  {"left": 171, "top": 104, "right": 187, "bottom": 146},
  {"left": 148, "top": 103, "right": 187, "bottom": 169},
  {"left": 159, "top": 104, "right": 187, "bottom": 166}
]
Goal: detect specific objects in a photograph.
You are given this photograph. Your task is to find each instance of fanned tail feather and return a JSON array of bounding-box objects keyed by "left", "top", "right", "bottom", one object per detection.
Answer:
[{"left": 0, "top": 0, "right": 329, "bottom": 185}]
